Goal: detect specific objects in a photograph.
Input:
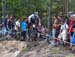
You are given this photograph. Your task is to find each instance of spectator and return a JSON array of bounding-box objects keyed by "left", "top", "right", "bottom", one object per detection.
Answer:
[
  {"left": 21, "top": 19, "right": 28, "bottom": 41},
  {"left": 58, "top": 20, "right": 68, "bottom": 45},
  {"left": 68, "top": 14, "right": 75, "bottom": 43},
  {"left": 68, "top": 14, "right": 75, "bottom": 36},
  {"left": 71, "top": 26, "right": 75, "bottom": 51},
  {"left": 52, "top": 16, "right": 58, "bottom": 39},
  {"left": 3, "top": 15, "right": 9, "bottom": 35},
  {"left": 13, "top": 18, "right": 21, "bottom": 37},
  {"left": 0, "top": 16, "right": 3, "bottom": 36},
  {"left": 0, "top": 17, "right": 3, "bottom": 28},
  {"left": 8, "top": 16, "right": 15, "bottom": 35},
  {"left": 51, "top": 16, "right": 64, "bottom": 45},
  {"left": 14, "top": 18, "right": 21, "bottom": 32}
]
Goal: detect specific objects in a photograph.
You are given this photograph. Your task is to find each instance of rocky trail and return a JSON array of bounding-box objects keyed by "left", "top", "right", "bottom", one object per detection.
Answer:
[
  {"left": 0, "top": 40, "right": 75, "bottom": 57},
  {"left": 17, "top": 40, "right": 75, "bottom": 57}
]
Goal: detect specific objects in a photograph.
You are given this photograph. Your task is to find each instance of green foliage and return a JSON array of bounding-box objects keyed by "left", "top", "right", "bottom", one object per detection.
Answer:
[
  {"left": 0, "top": 0, "right": 75, "bottom": 16},
  {"left": 68, "top": 0, "right": 75, "bottom": 12},
  {"left": 5, "top": 0, "right": 48, "bottom": 17},
  {"left": 0, "top": 0, "right": 75, "bottom": 26}
]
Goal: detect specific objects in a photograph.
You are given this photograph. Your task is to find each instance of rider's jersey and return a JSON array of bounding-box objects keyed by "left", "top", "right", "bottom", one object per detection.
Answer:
[{"left": 28, "top": 14, "right": 39, "bottom": 25}]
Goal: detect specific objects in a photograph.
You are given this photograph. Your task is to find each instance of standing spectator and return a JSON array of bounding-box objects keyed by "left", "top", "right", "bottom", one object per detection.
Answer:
[
  {"left": 52, "top": 16, "right": 58, "bottom": 38},
  {"left": 3, "top": 15, "right": 9, "bottom": 35},
  {"left": 55, "top": 16, "right": 63, "bottom": 39},
  {"left": 4, "top": 15, "right": 9, "bottom": 28},
  {"left": 68, "top": 14, "right": 75, "bottom": 36},
  {"left": 0, "top": 16, "right": 3, "bottom": 29},
  {"left": 58, "top": 20, "right": 68, "bottom": 45},
  {"left": 71, "top": 26, "right": 75, "bottom": 51},
  {"left": 8, "top": 16, "right": 15, "bottom": 35},
  {"left": 0, "top": 16, "right": 3, "bottom": 36},
  {"left": 21, "top": 19, "right": 28, "bottom": 41},
  {"left": 68, "top": 14, "right": 75, "bottom": 43},
  {"left": 52, "top": 16, "right": 59, "bottom": 45},
  {"left": 13, "top": 18, "right": 21, "bottom": 37},
  {"left": 14, "top": 18, "right": 21, "bottom": 33}
]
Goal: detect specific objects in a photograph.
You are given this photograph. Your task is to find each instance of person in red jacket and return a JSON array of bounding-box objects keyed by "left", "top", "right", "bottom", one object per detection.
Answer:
[
  {"left": 69, "top": 14, "right": 75, "bottom": 36},
  {"left": 68, "top": 14, "right": 75, "bottom": 43}
]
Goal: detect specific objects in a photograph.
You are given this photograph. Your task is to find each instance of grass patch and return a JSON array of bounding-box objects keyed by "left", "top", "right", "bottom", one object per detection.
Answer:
[{"left": 49, "top": 47, "right": 64, "bottom": 54}]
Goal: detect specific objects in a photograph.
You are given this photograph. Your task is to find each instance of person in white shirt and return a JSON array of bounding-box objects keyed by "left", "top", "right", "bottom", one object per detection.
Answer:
[
  {"left": 12, "top": 18, "right": 21, "bottom": 38},
  {"left": 58, "top": 20, "right": 68, "bottom": 42},
  {"left": 14, "top": 18, "right": 21, "bottom": 32}
]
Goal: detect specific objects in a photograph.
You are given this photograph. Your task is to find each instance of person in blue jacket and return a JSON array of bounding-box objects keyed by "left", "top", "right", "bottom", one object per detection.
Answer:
[{"left": 21, "top": 18, "right": 28, "bottom": 41}]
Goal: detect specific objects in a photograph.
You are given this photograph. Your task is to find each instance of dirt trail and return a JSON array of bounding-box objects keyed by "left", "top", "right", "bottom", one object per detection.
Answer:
[
  {"left": 17, "top": 40, "right": 75, "bottom": 57},
  {"left": 0, "top": 40, "right": 75, "bottom": 57},
  {"left": 0, "top": 40, "right": 27, "bottom": 57}
]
